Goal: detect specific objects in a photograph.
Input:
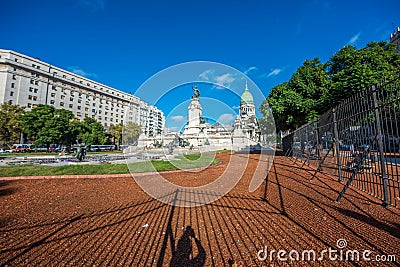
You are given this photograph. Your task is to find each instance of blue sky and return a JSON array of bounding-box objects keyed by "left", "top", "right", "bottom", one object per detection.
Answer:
[{"left": 2, "top": 0, "right": 399, "bottom": 130}]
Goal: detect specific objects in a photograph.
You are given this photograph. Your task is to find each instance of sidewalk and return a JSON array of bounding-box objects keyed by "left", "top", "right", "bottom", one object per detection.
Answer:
[{"left": 1, "top": 153, "right": 399, "bottom": 266}]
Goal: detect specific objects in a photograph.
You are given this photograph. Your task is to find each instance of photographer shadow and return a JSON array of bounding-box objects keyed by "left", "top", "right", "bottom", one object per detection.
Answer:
[{"left": 169, "top": 225, "right": 206, "bottom": 267}]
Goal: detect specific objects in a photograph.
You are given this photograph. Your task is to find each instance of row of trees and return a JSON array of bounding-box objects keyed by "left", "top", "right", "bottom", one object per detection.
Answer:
[
  {"left": 261, "top": 41, "right": 400, "bottom": 132},
  {"left": 0, "top": 103, "right": 141, "bottom": 149}
]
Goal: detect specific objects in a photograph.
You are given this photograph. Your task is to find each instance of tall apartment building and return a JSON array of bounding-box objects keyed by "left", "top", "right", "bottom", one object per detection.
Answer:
[{"left": 0, "top": 49, "right": 164, "bottom": 136}]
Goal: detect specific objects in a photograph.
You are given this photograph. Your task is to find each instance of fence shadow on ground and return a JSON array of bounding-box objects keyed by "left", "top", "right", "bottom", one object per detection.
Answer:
[{"left": 1, "top": 156, "right": 399, "bottom": 266}]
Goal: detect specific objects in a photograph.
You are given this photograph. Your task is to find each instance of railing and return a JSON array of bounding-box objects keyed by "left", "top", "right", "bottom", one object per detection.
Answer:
[{"left": 283, "top": 77, "right": 400, "bottom": 208}]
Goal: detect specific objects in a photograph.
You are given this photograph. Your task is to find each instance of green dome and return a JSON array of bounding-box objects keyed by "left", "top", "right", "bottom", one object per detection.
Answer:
[{"left": 240, "top": 85, "right": 254, "bottom": 104}]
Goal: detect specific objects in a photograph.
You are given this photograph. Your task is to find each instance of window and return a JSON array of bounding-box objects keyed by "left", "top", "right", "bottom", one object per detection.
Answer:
[
  {"left": 30, "top": 79, "right": 34, "bottom": 84},
  {"left": 14, "top": 58, "right": 18, "bottom": 62},
  {"left": 33, "top": 96, "right": 37, "bottom": 101},
  {"left": 92, "top": 103, "right": 96, "bottom": 107},
  {"left": 70, "top": 97, "right": 74, "bottom": 102},
  {"left": 8, "top": 100, "right": 13, "bottom": 104},
  {"left": 11, "top": 83, "right": 15, "bottom": 88},
  {"left": 61, "top": 95, "right": 65, "bottom": 100},
  {"left": 85, "top": 107, "right": 89, "bottom": 112},
  {"left": 77, "top": 112, "right": 81, "bottom": 117},
  {"left": 105, "top": 112, "right": 108, "bottom": 115},
  {"left": 12, "top": 75, "right": 16, "bottom": 80},
  {"left": 27, "top": 103, "right": 32, "bottom": 108},
  {"left": 28, "top": 95, "right": 33, "bottom": 100},
  {"left": 72, "top": 77, "right": 75, "bottom": 81},
  {"left": 60, "top": 102, "right": 64, "bottom": 107},
  {"left": 35, "top": 81, "right": 39, "bottom": 85},
  {"left": 51, "top": 93, "right": 56, "bottom": 97},
  {"left": 50, "top": 100, "right": 55, "bottom": 104},
  {"left": 69, "top": 104, "right": 73, "bottom": 108},
  {"left": 92, "top": 109, "right": 96, "bottom": 113},
  {"left": 13, "top": 68, "right": 17, "bottom": 71},
  {"left": 63, "top": 75, "right": 66, "bottom": 78},
  {"left": 77, "top": 106, "right": 81, "bottom": 110},
  {"left": 78, "top": 99, "right": 82, "bottom": 103},
  {"left": 99, "top": 110, "right": 102, "bottom": 114},
  {"left": 10, "top": 91, "right": 14, "bottom": 96},
  {"left": 85, "top": 114, "right": 88, "bottom": 118},
  {"left": 34, "top": 89, "right": 38, "bottom": 93},
  {"left": 92, "top": 115, "right": 95, "bottom": 118}
]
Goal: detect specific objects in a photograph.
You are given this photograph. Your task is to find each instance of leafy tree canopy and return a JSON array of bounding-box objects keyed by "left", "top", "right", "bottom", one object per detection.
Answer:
[
  {"left": 262, "top": 41, "right": 400, "bottom": 132},
  {"left": 0, "top": 103, "right": 25, "bottom": 146},
  {"left": 22, "top": 105, "right": 75, "bottom": 146}
]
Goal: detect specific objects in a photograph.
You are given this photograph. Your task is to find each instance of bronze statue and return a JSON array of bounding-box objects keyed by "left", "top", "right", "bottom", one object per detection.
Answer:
[{"left": 192, "top": 86, "right": 200, "bottom": 99}]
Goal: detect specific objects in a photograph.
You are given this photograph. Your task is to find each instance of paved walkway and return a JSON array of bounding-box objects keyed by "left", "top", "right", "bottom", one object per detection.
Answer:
[{"left": 0, "top": 153, "right": 399, "bottom": 266}]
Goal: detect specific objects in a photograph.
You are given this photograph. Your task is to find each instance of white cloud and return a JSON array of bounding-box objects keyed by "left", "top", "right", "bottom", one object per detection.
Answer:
[
  {"left": 348, "top": 32, "right": 361, "bottom": 45},
  {"left": 170, "top": 115, "right": 185, "bottom": 122},
  {"left": 266, "top": 68, "right": 282, "bottom": 77},
  {"left": 198, "top": 69, "right": 214, "bottom": 81},
  {"left": 168, "top": 126, "right": 178, "bottom": 132},
  {"left": 244, "top": 66, "right": 257, "bottom": 75},
  {"left": 214, "top": 73, "right": 236, "bottom": 89},
  {"left": 217, "top": 113, "right": 235, "bottom": 124},
  {"left": 67, "top": 66, "right": 98, "bottom": 78},
  {"left": 232, "top": 105, "right": 240, "bottom": 109},
  {"left": 198, "top": 70, "right": 237, "bottom": 89}
]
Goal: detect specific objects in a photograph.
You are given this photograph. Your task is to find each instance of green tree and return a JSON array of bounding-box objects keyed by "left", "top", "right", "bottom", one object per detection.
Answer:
[
  {"left": 22, "top": 105, "right": 75, "bottom": 148},
  {"left": 122, "top": 122, "right": 142, "bottom": 145},
  {"left": 262, "top": 58, "right": 331, "bottom": 132},
  {"left": 108, "top": 122, "right": 124, "bottom": 148},
  {"left": 327, "top": 41, "right": 400, "bottom": 107},
  {"left": 0, "top": 103, "right": 25, "bottom": 146},
  {"left": 263, "top": 41, "right": 400, "bottom": 132},
  {"left": 77, "top": 117, "right": 106, "bottom": 145}
]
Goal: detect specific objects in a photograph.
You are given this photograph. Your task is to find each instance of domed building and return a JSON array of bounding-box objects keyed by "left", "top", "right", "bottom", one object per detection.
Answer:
[
  {"left": 232, "top": 81, "right": 261, "bottom": 148},
  {"left": 138, "top": 82, "right": 261, "bottom": 151}
]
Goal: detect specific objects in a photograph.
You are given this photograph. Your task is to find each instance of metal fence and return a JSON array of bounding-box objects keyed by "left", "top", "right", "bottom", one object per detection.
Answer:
[{"left": 283, "top": 78, "right": 400, "bottom": 208}]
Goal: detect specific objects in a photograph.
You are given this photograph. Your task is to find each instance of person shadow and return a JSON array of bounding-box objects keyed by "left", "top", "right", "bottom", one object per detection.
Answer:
[{"left": 169, "top": 226, "right": 206, "bottom": 267}]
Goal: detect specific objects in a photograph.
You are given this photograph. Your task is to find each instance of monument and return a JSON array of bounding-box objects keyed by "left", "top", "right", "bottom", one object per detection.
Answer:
[
  {"left": 136, "top": 82, "right": 263, "bottom": 151},
  {"left": 183, "top": 86, "right": 204, "bottom": 135}
]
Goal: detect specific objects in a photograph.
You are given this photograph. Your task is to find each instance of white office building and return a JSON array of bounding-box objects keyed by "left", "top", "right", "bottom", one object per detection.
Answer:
[{"left": 0, "top": 49, "right": 164, "bottom": 136}]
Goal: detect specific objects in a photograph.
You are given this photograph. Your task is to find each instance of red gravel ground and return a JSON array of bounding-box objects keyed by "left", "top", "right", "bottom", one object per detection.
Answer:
[{"left": 1, "top": 152, "right": 399, "bottom": 266}]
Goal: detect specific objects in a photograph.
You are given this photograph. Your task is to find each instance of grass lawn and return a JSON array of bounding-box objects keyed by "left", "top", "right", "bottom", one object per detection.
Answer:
[{"left": 0, "top": 153, "right": 220, "bottom": 177}]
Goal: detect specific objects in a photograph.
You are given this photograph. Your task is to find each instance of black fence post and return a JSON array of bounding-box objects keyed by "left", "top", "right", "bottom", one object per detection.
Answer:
[
  {"left": 372, "top": 86, "right": 389, "bottom": 207},
  {"left": 333, "top": 108, "right": 343, "bottom": 182},
  {"left": 314, "top": 121, "right": 321, "bottom": 165}
]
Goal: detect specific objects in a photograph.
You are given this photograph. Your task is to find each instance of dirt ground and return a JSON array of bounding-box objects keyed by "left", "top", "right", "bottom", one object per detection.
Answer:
[{"left": 1, "top": 152, "right": 399, "bottom": 266}]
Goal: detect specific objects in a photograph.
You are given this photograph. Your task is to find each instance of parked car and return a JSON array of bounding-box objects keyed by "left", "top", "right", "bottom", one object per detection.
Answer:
[
  {"left": 11, "top": 144, "right": 31, "bottom": 153},
  {"left": 30, "top": 144, "right": 48, "bottom": 152}
]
